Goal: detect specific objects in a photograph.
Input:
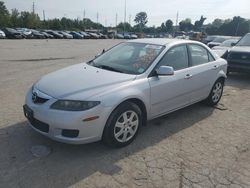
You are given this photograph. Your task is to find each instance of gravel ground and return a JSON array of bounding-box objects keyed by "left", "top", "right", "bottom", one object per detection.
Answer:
[{"left": 0, "top": 39, "right": 250, "bottom": 188}]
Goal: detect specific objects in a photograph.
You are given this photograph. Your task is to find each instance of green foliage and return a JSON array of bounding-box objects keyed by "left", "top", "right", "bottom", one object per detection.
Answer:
[
  {"left": 10, "top": 9, "right": 19, "bottom": 27},
  {"left": 116, "top": 22, "right": 132, "bottom": 32},
  {"left": 0, "top": 1, "right": 10, "bottom": 26},
  {"left": 0, "top": 1, "right": 250, "bottom": 36},
  {"left": 165, "top": 20, "right": 174, "bottom": 33},
  {"left": 179, "top": 18, "right": 193, "bottom": 31},
  {"left": 206, "top": 16, "right": 250, "bottom": 36},
  {"left": 134, "top": 12, "right": 148, "bottom": 31},
  {"left": 194, "top": 16, "right": 206, "bottom": 31}
]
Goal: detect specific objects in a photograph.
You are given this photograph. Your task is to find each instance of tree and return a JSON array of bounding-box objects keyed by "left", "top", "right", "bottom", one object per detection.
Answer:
[
  {"left": 116, "top": 22, "right": 132, "bottom": 32},
  {"left": 0, "top": 1, "right": 10, "bottom": 26},
  {"left": 212, "top": 19, "right": 224, "bottom": 28},
  {"left": 19, "top": 11, "right": 40, "bottom": 28},
  {"left": 134, "top": 12, "right": 148, "bottom": 32},
  {"left": 194, "top": 16, "right": 206, "bottom": 31},
  {"left": 179, "top": 18, "right": 193, "bottom": 31},
  {"left": 165, "top": 19, "right": 173, "bottom": 33},
  {"left": 10, "top": 9, "right": 19, "bottom": 27}
]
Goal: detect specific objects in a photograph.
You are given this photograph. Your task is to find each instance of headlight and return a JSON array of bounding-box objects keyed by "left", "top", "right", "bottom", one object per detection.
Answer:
[{"left": 50, "top": 100, "right": 100, "bottom": 111}]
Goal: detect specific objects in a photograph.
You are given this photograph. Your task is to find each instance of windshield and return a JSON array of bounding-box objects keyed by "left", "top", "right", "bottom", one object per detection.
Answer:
[
  {"left": 236, "top": 34, "right": 250, "bottom": 46},
  {"left": 89, "top": 42, "right": 164, "bottom": 75}
]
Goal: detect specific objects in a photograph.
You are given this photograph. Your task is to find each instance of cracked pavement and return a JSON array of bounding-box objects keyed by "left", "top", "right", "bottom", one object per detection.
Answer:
[{"left": 0, "top": 39, "right": 250, "bottom": 188}]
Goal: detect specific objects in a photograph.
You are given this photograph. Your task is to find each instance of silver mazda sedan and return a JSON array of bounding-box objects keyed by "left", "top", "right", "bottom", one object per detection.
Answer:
[{"left": 23, "top": 39, "right": 227, "bottom": 147}]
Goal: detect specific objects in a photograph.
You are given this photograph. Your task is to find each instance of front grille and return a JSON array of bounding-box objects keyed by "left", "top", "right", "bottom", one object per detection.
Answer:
[
  {"left": 29, "top": 118, "right": 49, "bottom": 133},
  {"left": 62, "top": 129, "right": 79, "bottom": 138},
  {"left": 229, "top": 52, "right": 250, "bottom": 61}
]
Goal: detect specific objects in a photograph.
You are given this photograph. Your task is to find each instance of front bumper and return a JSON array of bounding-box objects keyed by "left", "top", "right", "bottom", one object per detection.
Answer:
[
  {"left": 24, "top": 88, "right": 112, "bottom": 144},
  {"left": 228, "top": 61, "right": 250, "bottom": 73}
]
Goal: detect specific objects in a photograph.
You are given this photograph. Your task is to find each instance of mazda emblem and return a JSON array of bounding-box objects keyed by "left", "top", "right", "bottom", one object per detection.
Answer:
[{"left": 242, "top": 55, "right": 247, "bottom": 59}]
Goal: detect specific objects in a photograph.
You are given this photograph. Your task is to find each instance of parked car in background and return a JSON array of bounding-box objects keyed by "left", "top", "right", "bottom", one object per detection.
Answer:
[
  {"left": 123, "top": 33, "right": 131, "bottom": 39},
  {"left": 40, "top": 31, "right": 54, "bottom": 39},
  {"left": 79, "top": 31, "right": 90, "bottom": 39},
  {"left": 130, "top": 34, "right": 138, "bottom": 39},
  {"left": 226, "top": 33, "right": 250, "bottom": 74},
  {"left": 69, "top": 31, "right": 83, "bottom": 39},
  {"left": 207, "top": 36, "right": 233, "bottom": 48},
  {"left": 88, "top": 32, "right": 99, "bottom": 39},
  {"left": 16, "top": 28, "right": 32, "bottom": 38},
  {"left": 115, "top": 33, "right": 124, "bottom": 39},
  {"left": 98, "top": 33, "right": 108, "bottom": 39},
  {"left": 2, "top": 28, "right": 24, "bottom": 39},
  {"left": 203, "top": 35, "right": 219, "bottom": 44},
  {"left": 30, "top": 30, "right": 46, "bottom": 39},
  {"left": 212, "top": 38, "right": 240, "bottom": 57},
  {"left": 46, "top": 30, "right": 64, "bottom": 39},
  {"left": 0, "top": 29, "right": 6, "bottom": 39},
  {"left": 24, "top": 39, "right": 227, "bottom": 147},
  {"left": 58, "top": 31, "right": 73, "bottom": 39}
]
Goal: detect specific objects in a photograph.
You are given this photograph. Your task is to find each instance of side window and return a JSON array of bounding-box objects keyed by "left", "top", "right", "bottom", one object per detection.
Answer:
[
  {"left": 208, "top": 52, "right": 215, "bottom": 62},
  {"left": 157, "top": 45, "right": 189, "bottom": 71},
  {"left": 189, "top": 44, "right": 209, "bottom": 66}
]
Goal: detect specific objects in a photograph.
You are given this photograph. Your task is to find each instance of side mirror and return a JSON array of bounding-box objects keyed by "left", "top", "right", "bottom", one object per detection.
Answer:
[
  {"left": 231, "top": 42, "right": 236, "bottom": 46},
  {"left": 156, "top": 66, "right": 174, "bottom": 76}
]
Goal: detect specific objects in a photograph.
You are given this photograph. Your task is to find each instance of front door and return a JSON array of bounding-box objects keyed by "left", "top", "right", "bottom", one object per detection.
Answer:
[{"left": 148, "top": 44, "right": 194, "bottom": 118}]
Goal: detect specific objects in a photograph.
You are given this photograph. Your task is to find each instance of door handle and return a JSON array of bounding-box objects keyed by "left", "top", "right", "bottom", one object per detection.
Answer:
[{"left": 185, "top": 74, "right": 193, "bottom": 79}]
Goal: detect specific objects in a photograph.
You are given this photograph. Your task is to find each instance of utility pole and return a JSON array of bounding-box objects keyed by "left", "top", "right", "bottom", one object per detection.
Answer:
[
  {"left": 175, "top": 11, "right": 179, "bottom": 33},
  {"left": 32, "top": 2, "right": 35, "bottom": 14},
  {"left": 176, "top": 11, "right": 179, "bottom": 27},
  {"left": 235, "top": 20, "right": 240, "bottom": 36},
  {"left": 83, "top": 9, "right": 86, "bottom": 20},
  {"left": 115, "top": 13, "right": 118, "bottom": 27},
  {"left": 129, "top": 14, "right": 131, "bottom": 25},
  {"left": 43, "top": 10, "right": 45, "bottom": 21},
  {"left": 97, "top": 12, "right": 99, "bottom": 23},
  {"left": 124, "top": 0, "right": 127, "bottom": 33}
]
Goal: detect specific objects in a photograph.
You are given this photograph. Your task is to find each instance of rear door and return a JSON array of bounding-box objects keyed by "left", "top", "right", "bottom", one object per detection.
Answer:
[{"left": 186, "top": 44, "right": 219, "bottom": 102}]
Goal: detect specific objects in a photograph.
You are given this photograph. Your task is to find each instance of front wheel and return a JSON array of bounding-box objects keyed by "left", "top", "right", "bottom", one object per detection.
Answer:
[
  {"left": 205, "top": 79, "right": 224, "bottom": 106},
  {"left": 102, "top": 102, "right": 142, "bottom": 148}
]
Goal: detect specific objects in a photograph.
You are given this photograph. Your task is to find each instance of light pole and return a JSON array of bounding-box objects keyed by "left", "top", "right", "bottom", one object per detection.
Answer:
[{"left": 124, "top": 0, "right": 127, "bottom": 33}]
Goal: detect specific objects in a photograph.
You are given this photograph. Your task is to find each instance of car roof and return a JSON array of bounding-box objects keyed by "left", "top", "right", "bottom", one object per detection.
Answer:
[{"left": 127, "top": 38, "right": 191, "bottom": 46}]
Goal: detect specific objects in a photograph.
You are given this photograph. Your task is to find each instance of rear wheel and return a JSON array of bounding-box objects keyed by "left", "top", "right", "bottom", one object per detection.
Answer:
[
  {"left": 103, "top": 102, "right": 142, "bottom": 147},
  {"left": 205, "top": 79, "right": 224, "bottom": 106}
]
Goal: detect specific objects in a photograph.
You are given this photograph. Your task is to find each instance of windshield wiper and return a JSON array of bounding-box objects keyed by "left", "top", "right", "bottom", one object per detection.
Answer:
[{"left": 95, "top": 65, "right": 124, "bottom": 73}]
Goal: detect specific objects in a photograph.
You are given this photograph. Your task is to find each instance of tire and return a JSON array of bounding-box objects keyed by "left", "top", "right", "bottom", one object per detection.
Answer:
[
  {"left": 205, "top": 78, "right": 224, "bottom": 106},
  {"left": 102, "top": 102, "right": 142, "bottom": 148}
]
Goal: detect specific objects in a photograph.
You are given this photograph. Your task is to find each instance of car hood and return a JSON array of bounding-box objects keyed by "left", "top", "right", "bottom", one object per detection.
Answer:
[
  {"left": 35, "top": 63, "right": 136, "bottom": 99},
  {"left": 230, "top": 46, "right": 250, "bottom": 53}
]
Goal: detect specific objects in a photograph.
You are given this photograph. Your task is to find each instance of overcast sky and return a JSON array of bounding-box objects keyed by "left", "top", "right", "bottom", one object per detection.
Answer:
[{"left": 4, "top": 0, "right": 250, "bottom": 27}]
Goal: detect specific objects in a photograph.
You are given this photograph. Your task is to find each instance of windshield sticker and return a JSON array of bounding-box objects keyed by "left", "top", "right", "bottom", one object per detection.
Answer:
[
  {"left": 138, "top": 68, "right": 145, "bottom": 73},
  {"left": 145, "top": 45, "right": 162, "bottom": 50}
]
